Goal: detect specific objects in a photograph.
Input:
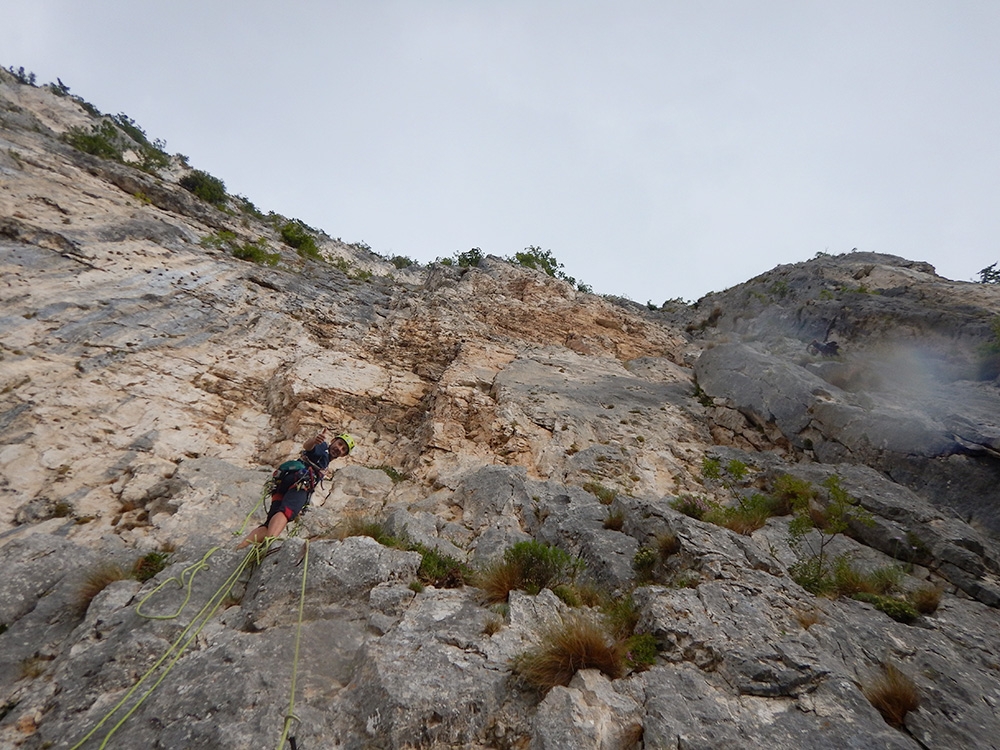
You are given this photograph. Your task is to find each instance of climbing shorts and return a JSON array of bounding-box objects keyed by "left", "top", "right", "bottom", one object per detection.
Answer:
[{"left": 265, "top": 488, "right": 310, "bottom": 524}]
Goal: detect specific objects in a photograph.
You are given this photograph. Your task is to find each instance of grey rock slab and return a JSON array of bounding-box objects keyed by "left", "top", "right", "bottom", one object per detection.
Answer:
[
  {"left": 243, "top": 537, "right": 421, "bottom": 629},
  {"left": 530, "top": 669, "right": 643, "bottom": 750},
  {"left": 337, "top": 587, "right": 518, "bottom": 747}
]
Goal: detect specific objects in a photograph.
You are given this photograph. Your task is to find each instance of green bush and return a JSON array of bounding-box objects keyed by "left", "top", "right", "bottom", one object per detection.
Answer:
[
  {"left": 415, "top": 544, "right": 472, "bottom": 588},
  {"left": 622, "top": 633, "right": 658, "bottom": 671},
  {"left": 132, "top": 551, "right": 170, "bottom": 582},
  {"left": 789, "top": 475, "right": 874, "bottom": 593},
  {"left": 280, "top": 221, "right": 321, "bottom": 259},
  {"left": 201, "top": 231, "right": 278, "bottom": 266},
  {"left": 852, "top": 593, "right": 919, "bottom": 624},
  {"left": 231, "top": 238, "right": 280, "bottom": 266},
  {"left": 506, "top": 245, "right": 590, "bottom": 291},
  {"left": 65, "top": 121, "right": 123, "bottom": 160},
  {"left": 505, "top": 540, "right": 580, "bottom": 594},
  {"left": 64, "top": 114, "right": 170, "bottom": 173},
  {"left": 180, "top": 170, "right": 227, "bottom": 206},
  {"left": 456, "top": 247, "right": 484, "bottom": 267},
  {"left": 389, "top": 255, "right": 416, "bottom": 269}
]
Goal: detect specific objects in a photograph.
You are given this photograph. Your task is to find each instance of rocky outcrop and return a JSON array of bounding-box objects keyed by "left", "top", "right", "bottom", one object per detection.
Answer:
[
  {"left": 3, "top": 70, "right": 1000, "bottom": 749},
  {"left": 690, "top": 254, "right": 1000, "bottom": 531}
]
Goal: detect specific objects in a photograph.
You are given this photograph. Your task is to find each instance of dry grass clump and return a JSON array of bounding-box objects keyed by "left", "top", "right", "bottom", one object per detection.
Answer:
[
  {"left": 582, "top": 482, "right": 617, "bottom": 505},
  {"left": 908, "top": 585, "right": 942, "bottom": 614},
  {"left": 333, "top": 515, "right": 404, "bottom": 547},
  {"left": 603, "top": 508, "right": 625, "bottom": 531},
  {"left": 512, "top": 614, "right": 623, "bottom": 691},
  {"left": 863, "top": 663, "right": 920, "bottom": 728},
  {"left": 77, "top": 563, "right": 129, "bottom": 613},
  {"left": 704, "top": 493, "right": 782, "bottom": 536},
  {"left": 794, "top": 607, "right": 822, "bottom": 629},
  {"left": 476, "top": 558, "right": 529, "bottom": 604},
  {"left": 483, "top": 614, "right": 504, "bottom": 636},
  {"left": 656, "top": 530, "right": 681, "bottom": 558},
  {"left": 19, "top": 654, "right": 54, "bottom": 680}
]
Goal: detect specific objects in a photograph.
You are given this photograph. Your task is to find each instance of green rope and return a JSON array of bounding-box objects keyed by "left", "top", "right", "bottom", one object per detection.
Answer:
[
  {"left": 70, "top": 540, "right": 275, "bottom": 750},
  {"left": 135, "top": 546, "right": 220, "bottom": 620},
  {"left": 276, "top": 539, "right": 310, "bottom": 750},
  {"left": 233, "top": 482, "right": 271, "bottom": 537}
]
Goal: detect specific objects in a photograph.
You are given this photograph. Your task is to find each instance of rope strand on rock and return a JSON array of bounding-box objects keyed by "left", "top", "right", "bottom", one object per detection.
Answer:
[
  {"left": 276, "top": 539, "right": 310, "bottom": 750},
  {"left": 70, "top": 539, "right": 275, "bottom": 750}
]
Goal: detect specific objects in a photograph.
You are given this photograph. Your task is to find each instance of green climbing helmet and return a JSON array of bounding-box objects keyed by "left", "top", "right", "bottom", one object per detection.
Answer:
[{"left": 336, "top": 432, "right": 356, "bottom": 453}]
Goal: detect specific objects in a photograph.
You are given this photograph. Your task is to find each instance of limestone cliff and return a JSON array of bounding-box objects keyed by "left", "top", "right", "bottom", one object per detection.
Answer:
[{"left": 2, "top": 70, "right": 999, "bottom": 749}]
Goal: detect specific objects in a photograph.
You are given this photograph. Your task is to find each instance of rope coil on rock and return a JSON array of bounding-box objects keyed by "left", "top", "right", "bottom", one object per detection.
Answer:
[{"left": 70, "top": 539, "right": 276, "bottom": 750}]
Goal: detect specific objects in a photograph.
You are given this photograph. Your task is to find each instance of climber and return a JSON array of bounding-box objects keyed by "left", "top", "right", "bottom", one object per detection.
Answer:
[{"left": 237, "top": 429, "right": 355, "bottom": 548}]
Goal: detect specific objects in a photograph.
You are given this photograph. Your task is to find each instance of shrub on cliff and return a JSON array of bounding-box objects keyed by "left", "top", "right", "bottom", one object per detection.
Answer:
[
  {"left": 180, "top": 170, "right": 227, "bottom": 207},
  {"left": 476, "top": 540, "right": 581, "bottom": 603},
  {"left": 280, "top": 220, "right": 321, "bottom": 259}
]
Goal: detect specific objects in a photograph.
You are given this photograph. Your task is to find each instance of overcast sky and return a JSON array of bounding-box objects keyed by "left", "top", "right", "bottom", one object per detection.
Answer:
[{"left": 4, "top": 1, "right": 999, "bottom": 303}]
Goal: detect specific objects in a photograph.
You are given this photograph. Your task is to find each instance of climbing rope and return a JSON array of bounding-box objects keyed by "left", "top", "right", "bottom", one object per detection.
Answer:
[
  {"left": 276, "top": 539, "right": 310, "bottom": 750},
  {"left": 69, "top": 539, "right": 275, "bottom": 750},
  {"left": 233, "top": 481, "right": 271, "bottom": 537},
  {"left": 134, "top": 546, "right": 220, "bottom": 620}
]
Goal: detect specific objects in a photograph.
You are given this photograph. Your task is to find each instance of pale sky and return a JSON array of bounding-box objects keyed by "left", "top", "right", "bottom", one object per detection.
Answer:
[{"left": 4, "top": 1, "right": 999, "bottom": 303}]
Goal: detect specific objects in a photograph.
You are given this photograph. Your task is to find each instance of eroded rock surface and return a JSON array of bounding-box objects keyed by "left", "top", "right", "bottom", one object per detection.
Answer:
[{"left": 3, "top": 70, "right": 1000, "bottom": 749}]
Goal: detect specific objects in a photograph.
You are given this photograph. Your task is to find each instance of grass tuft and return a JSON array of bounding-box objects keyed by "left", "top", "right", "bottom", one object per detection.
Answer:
[
  {"left": 582, "top": 482, "right": 616, "bottom": 504},
  {"left": 512, "top": 614, "right": 623, "bottom": 691},
  {"left": 656, "top": 530, "right": 681, "bottom": 558},
  {"left": 77, "top": 563, "right": 129, "bottom": 613},
  {"left": 863, "top": 663, "right": 920, "bottom": 728},
  {"left": 908, "top": 585, "right": 942, "bottom": 614},
  {"left": 603, "top": 508, "right": 625, "bottom": 531}
]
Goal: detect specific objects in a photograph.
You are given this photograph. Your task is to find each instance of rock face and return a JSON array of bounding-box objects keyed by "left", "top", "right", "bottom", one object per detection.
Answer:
[{"left": 2, "top": 70, "right": 1000, "bottom": 749}]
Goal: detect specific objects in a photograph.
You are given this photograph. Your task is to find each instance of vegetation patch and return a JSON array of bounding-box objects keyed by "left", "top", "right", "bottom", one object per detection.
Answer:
[
  {"left": 280, "top": 220, "right": 321, "bottom": 259},
  {"left": 788, "top": 475, "right": 875, "bottom": 594},
  {"left": 77, "top": 562, "right": 129, "bottom": 613},
  {"left": 374, "top": 465, "right": 409, "bottom": 484},
  {"left": 512, "top": 613, "right": 623, "bottom": 691},
  {"left": 65, "top": 113, "right": 170, "bottom": 173},
  {"left": 476, "top": 540, "right": 582, "bottom": 603},
  {"left": 863, "top": 663, "right": 920, "bottom": 728},
  {"left": 670, "top": 494, "right": 711, "bottom": 520},
  {"left": 132, "top": 551, "right": 171, "bottom": 583},
  {"left": 414, "top": 544, "right": 472, "bottom": 588},
  {"left": 200, "top": 230, "right": 279, "bottom": 265},
  {"left": 180, "top": 169, "right": 228, "bottom": 206},
  {"left": 908, "top": 585, "right": 942, "bottom": 614},
  {"left": 852, "top": 593, "right": 919, "bottom": 624},
  {"left": 582, "top": 482, "right": 616, "bottom": 505},
  {"left": 603, "top": 507, "right": 625, "bottom": 531}
]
